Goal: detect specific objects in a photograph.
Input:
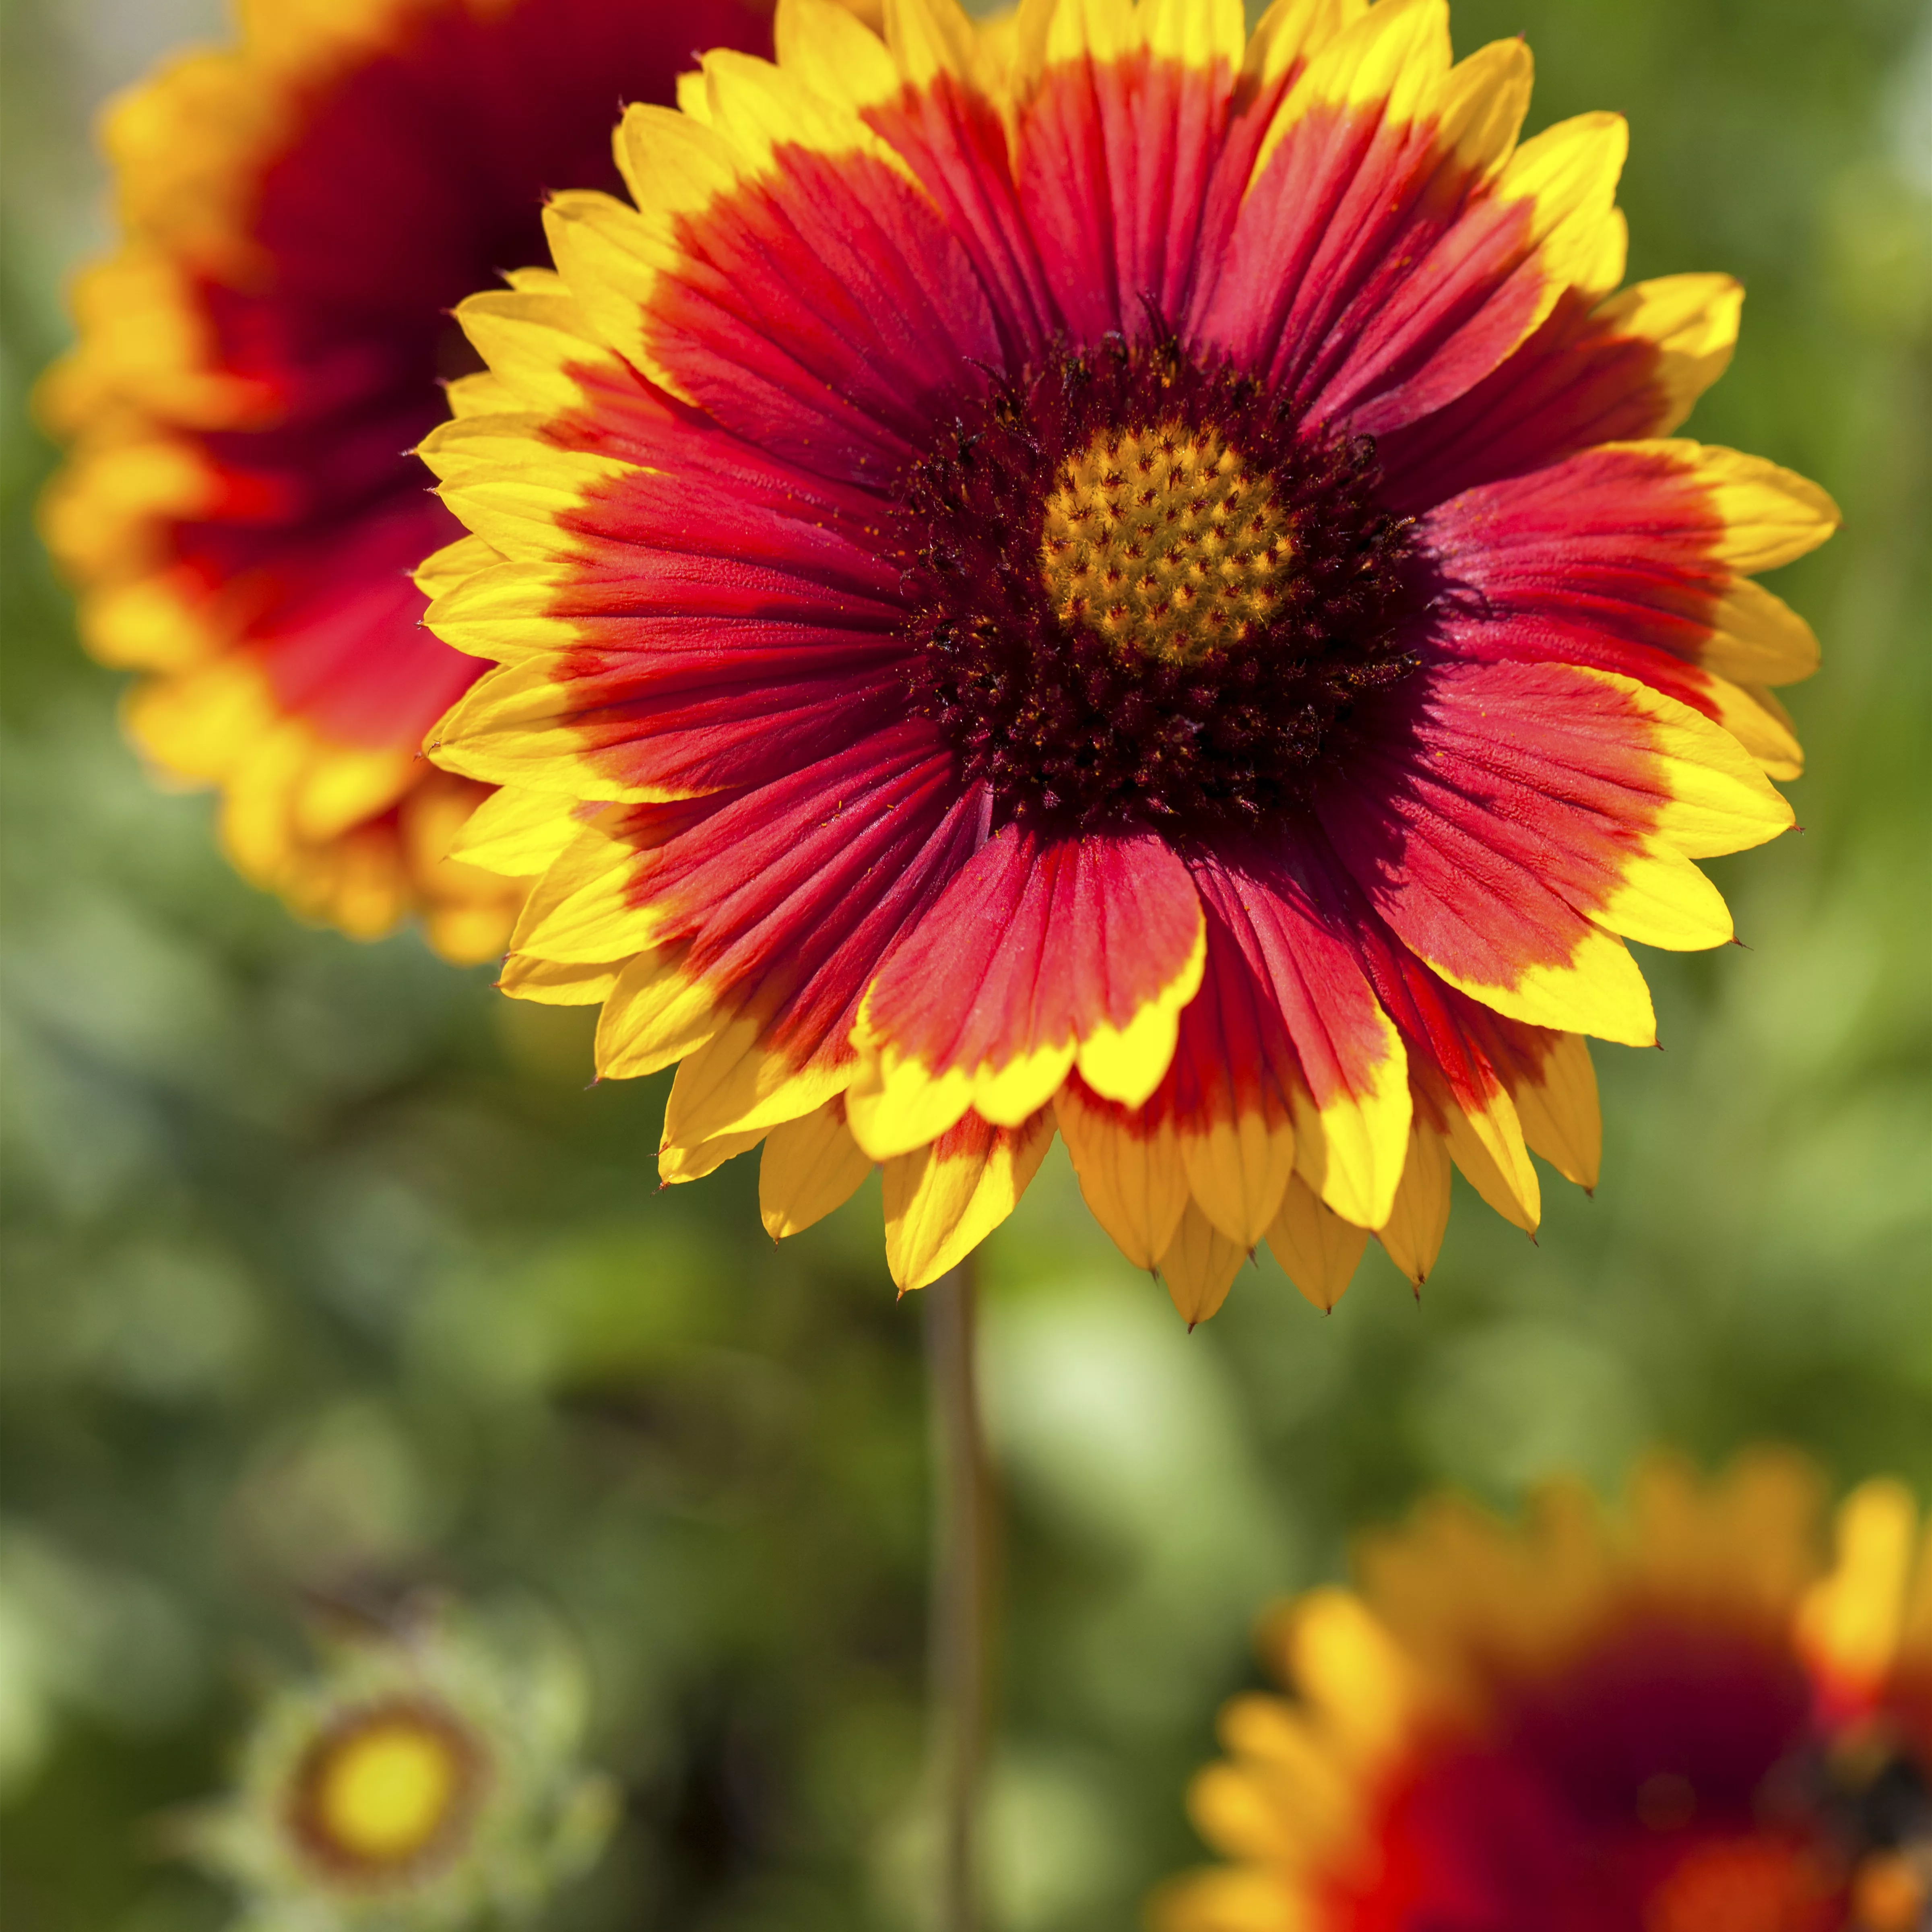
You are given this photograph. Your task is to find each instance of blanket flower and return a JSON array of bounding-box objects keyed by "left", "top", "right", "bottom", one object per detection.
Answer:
[
  {"left": 420, "top": 0, "right": 1835, "bottom": 1304},
  {"left": 1158, "top": 1456, "right": 1932, "bottom": 1931},
  {"left": 40, "top": 0, "right": 777, "bottom": 959}
]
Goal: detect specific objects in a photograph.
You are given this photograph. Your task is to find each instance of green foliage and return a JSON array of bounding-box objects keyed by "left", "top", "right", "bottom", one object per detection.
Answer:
[{"left": 2, "top": 1, "right": 1928, "bottom": 1928}]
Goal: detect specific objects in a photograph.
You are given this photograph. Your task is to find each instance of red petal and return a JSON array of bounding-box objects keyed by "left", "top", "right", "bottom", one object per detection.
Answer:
[
  {"left": 1190, "top": 843, "right": 1402, "bottom": 1119},
  {"left": 1316, "top": 659, "right": 1672, "bottom": 1042},
  {"left": 556, "top": 647, "right": 910, "bottom": 801},
  {"left": 1016, "top": 48, "right": 1245, "bottom": 340},
  {"left": 1379, "top": 289, "right": 1700, "bottom": 513},
  {"left": 557, "top": 459, "right": 908, "bottom": 621},
  {"left": 1191, "top": 99, "right": 1537, "bottom": 425},
  {"left": 643, "top": 144, "right": 1001, "bottom": 485},
  {"left": 627, "top": 725, "right": 978, "bottom": 1086},
  {"left": 865, "top": 73, "right": 1057, "bottom": 361},
  {"left": 1186, "top": 841, "right": 1411, "bottom": 1229},
  {"left": 1420, "top": 442, "right": 1727, "bottom": 659},
  {"left": 850, "top": 824, "right": 1204, "bottom": 1155}
]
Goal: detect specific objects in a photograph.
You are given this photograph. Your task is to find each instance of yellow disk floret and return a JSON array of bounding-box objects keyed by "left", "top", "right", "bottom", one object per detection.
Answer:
[
  {"left": 291, "top": 1701, "right": 477, "bottom": 1876},
  {"left": 1040, "top": 421, "right": 1293, "bottom": 662}
]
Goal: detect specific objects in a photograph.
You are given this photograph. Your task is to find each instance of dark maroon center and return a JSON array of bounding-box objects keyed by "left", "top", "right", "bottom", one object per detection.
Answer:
[{"left": 898, "top": 333, "right": 1426, "bottom": 836}]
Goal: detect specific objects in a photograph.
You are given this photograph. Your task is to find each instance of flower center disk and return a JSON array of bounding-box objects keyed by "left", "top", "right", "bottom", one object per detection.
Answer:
[
  {"left": 1039, "top": 422, "right": 1293, "bottom": 664},
  {"left": 900, "top": 336, "right": 1425, "bottom": 835},
  {"left": 290, "top": 1700, "right": 480, "bottom": 1878}
]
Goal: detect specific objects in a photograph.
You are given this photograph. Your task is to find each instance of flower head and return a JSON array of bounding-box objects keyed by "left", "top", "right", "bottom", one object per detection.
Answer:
[
  {"left": 1156, "top": 1457, "right": 1932, "bottom": 1932},
  {"left": 420, "top": 0, "right": 1836, "bottom": 1306},
  {"left": 38, "top": 0, "right": 777, "bottom": 960},
  {"left": 185, "top": 1604, "right": 615, "bottom": 1930}
]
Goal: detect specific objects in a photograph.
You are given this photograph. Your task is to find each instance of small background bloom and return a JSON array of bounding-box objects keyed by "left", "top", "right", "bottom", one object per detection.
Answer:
[
  {"left": 182, "top": 1602, "right": 615, "bottom": 1931},
  {"left": 2, "top": 1, "right": 1928, "bottom": 1931}
]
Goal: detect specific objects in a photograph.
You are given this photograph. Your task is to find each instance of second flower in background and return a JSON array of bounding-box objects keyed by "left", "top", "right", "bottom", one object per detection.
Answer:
[
  {"left": 1158, "top": 1455, "right": 1932, "bottom": 1931},
  {"left": 39, "top": 0, "right": 780, "bottom": 960}
]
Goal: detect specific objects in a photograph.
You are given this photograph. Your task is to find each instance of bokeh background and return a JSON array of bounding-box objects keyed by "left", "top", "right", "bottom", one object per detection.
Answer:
[{"left": 2, "top": 0, "right": 1929, "bottom": 1927}]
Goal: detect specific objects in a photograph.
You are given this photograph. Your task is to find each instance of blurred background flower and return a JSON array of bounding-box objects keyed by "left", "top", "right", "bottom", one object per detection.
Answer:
[
  {"left": 1156, "top": 1455, "right": 1932, "bottom": 1930},
  {"left": 1, "top": 0, "right": 1928, "bottom": 1930},
  {"left": 33, "top": 0, "right": 776, "bottom": 961},
  {"left": 182, "top": 1601, "right": 614, "bottom": 1932}
]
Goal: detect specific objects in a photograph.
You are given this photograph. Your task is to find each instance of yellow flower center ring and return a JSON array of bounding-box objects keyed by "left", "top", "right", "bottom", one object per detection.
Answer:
[{"left": 290, "top": 1701, "right": 479, "bottom": 1876}]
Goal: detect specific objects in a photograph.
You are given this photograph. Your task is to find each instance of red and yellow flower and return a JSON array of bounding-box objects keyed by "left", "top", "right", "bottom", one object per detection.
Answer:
[
  {"left": 1158, "top": 1457, "right": 1932, "bottom": 1932},
  {"left": 38, "top": 0, "right": 778, "bottom": 960},
  {"left": 418, "top": 0, "right": 1836, "bottom": 1302}
]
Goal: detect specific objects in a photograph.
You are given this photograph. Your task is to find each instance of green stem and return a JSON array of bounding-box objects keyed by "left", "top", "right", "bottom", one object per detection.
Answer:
[{"left": 925, "top": 1257, "right": 991, "bottom": 1932}]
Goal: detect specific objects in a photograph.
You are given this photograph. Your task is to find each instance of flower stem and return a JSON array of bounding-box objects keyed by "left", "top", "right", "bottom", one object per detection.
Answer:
[{"left": 925, "top": 1257, "right": 991, "bottom": 1932}]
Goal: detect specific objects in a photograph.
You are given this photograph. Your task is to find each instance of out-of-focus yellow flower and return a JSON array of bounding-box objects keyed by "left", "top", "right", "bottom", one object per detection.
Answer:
[
  {"left": 36, "top": 0, "right": 778, "bottom": 961},
  {"left": 1156, "top": 1453, "right": 1932, "bottom": 1931},
  {"left": 184, "top": 1604, "right": 615, "bottom": 1929}
]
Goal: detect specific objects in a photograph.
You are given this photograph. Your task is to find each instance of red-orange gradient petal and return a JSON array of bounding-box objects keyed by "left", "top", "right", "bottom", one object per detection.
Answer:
[
  {"left": 639, "top": 138, "right": 1002, "bottom": 483},
  {"left": 578, "top": 728, "right": 980, "bottom": 1125},
  {"left": 849, "top": 823, "right": 1205, "bottom": 1159},
  {"left": 1377, "top": 277, "right": 1741, "bottom": 512},
  {"left": 1318, "top": 659, "right": 1695, "bottom": 1044},
  {"left": 1190, "top": 845, "right": 1410, "bottom": 1226}
]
